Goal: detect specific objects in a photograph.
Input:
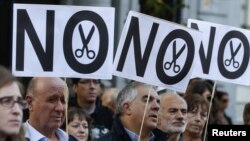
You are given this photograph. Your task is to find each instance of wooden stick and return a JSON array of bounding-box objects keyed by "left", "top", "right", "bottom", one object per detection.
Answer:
[
  {"left": 138, "top": 86, "right": 152, "bottom": 141},
  {"left": 203, "top": 81, "right": 217, "bottom": 141}
]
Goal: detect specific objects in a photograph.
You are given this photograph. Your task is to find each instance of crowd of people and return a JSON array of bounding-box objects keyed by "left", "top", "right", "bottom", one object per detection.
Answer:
[{"left": 0, "top": 64, "right": 244, "bottom": 141}]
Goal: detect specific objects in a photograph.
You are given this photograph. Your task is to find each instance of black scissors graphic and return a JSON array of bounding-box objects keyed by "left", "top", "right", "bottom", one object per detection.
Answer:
[
  {"left": 75, "top": 24, "right": 96, "bottom": 59},
  {"left": 164, "top": 41, "right": 186, "bottom": 73},
  {"left": 224, "top": 41, "right": 241, "bottom": 68}
]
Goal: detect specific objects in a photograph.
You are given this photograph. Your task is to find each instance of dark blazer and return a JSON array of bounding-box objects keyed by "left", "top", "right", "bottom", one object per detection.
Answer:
[
  {"left": 153, "top": 128, "right": 169, "bottom": 141},
  {"left": 96, "top": 116, "right": 168, "bottom": 141},
  {"left": 68, "top": 135, "right": 78, "bottom": 141},
  {"left": 96, "top": 116, "right": 131, "bottom": 141}
]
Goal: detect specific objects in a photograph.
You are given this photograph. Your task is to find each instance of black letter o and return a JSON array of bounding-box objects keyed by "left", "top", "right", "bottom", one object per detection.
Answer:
[
  {"left": 218, "top": 31, "right": 249, "bottom": 79},
  {"left": 156, "top": 29, "right": 194, "bottom": 84},
  {"left": 63, "top": 11, "right": 108, "bottom": 73}
]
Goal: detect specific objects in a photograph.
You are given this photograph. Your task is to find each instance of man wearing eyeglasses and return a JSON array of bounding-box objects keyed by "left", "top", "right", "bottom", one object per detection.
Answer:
[
  {"left": 24, "top": 77, "right": 68, "bottom": 141},
  {"left": 69, "top": 78, "right": 113, "bottom": 139}
]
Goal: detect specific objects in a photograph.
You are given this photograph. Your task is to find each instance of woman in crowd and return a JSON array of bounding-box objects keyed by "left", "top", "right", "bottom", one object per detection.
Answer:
[
  {"left": 185, "top": 79, "right": 212, "bottom": 100},
  {"left": 185, "top": 78, "right": 220, "bottom": 125},
  {"left": 0, "top": 65, "right": 27, "bottom": 141},
  {"left": 67, "top": 107, "right": 92, "bottom": 141},
  {"left": 214, "top": 90, "right": 233, "bottom": 125},
  {"left": 243, "top": 102, "right": 250, "bottom": 125},
  {"left": 183, "top": 94, "right": 209, "bottom": 141}
]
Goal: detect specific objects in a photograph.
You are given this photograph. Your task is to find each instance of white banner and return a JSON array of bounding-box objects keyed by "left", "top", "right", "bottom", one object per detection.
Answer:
[
  {"left": 12, "top": 4, "right": 114, "bottom": 79},
  {"left": 188, "top": 19, "right": 250, "bottom": 85},
  {"left": 113, "top": 11, "right": 202, "bottom": 92}
]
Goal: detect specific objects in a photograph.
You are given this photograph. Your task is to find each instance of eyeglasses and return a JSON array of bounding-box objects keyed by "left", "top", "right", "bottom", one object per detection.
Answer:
[
  {"left": 0, "top": 96, "right": 28, "bottom": 109},
  {"left": 78, "top": 79, "right": 100, "bottom": 84}
]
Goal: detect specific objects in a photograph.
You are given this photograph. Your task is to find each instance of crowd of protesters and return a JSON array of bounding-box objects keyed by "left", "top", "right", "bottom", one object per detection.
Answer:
[{"left": 0, "top": 65, "right": 240, "bottom": 141}]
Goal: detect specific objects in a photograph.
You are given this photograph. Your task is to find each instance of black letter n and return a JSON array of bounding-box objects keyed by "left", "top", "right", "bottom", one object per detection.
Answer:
[
  {"left": 16, "top": 9, "right": 54, "bottom": 71},
  {"left": 116, "top": 16, "right": 159, "bottom": 77},
  {"left": 190, "top": 22, "right": 215, "bottom": 74}
]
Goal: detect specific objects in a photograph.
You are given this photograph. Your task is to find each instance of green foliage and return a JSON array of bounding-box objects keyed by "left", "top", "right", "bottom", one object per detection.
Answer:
[{"left": 140, "top": 0, "right": 184, "bottom": 22}]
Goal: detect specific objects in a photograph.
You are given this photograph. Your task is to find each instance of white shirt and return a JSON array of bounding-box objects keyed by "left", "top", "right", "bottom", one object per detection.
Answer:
[
  {"left": 124, "top": 128, "right": 155, "bottom": 141},
  {"left": 24, "top": 121, "right": 68, "bottom": 141}
]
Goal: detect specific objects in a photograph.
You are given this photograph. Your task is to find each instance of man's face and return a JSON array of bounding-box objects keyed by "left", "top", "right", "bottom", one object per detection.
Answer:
[
  {"left": 28, "top": 78, "right": 66, "bottom": 130},
  {"left": 73, "top": 79, "right": 101, "bottom": 104},
  {"left": 186, "top": 105, "right": 207, "bottom": 135},
  {"left": 158, "top": 95, "right": 187, "bottom": 134},
  {"left": 129, "top": 85, "right": 160, "bottom": 130}
]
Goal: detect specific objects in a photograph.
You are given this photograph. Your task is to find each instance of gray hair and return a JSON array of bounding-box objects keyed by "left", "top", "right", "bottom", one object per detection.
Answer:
[
  {"left": 159, "top": 91, "right": 185, "bottom": 112},
  {"left": 115, "top": 81, "right": 156, "bottom": 116}
]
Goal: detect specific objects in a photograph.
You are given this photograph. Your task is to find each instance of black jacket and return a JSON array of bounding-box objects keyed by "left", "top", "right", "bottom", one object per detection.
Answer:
[
  {"left": 96, "top": 116, "right": 131, "bottom": 141},
  {"left": 96, "top": 116, "right": 168, "bottom": 141},
  {"left": 68, "top": 135, "right": 78, "bottom": 141},
  {"left": 152, "top": 128, "right": 169, "bottom": 141}
]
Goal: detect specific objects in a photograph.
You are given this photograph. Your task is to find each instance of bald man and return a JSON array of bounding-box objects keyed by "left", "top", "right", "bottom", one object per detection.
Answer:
[
  {"left": 101, "top": 88, "right": 120, "bottom": 112},
  {"left": 157, "top": 92, "right": 187, "bottom": 141},
  {"left": 24, "top": 77, "right": 68, "bottom": 141}
]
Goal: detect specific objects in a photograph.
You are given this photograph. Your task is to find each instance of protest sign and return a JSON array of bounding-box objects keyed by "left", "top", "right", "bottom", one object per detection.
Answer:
[
  {"left": 188, "top": 19, "right": 250, "bottom": 85},
  {"left": 12, "top": 4, "right": 114, "bottom": 79},
  {"left": 113, "top": 11, "right": 202, "bottom": 92}
]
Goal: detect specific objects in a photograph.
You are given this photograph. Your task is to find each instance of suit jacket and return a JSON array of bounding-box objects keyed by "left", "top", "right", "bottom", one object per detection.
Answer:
[{"left": 96, "top": 116, "right": 168, "bottom": 141}]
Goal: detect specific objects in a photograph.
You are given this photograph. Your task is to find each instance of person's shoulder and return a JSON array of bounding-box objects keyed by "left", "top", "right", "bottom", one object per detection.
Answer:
[
  {"left": 224, "top": 114, "right": 233, "bottom": 124},
  {"left": 153, "top": 128, "right": 169, "bottom": 141},
  {"left": 23, "top": 122, "right": 30, "bottom": 139},
  {"left": 56, "top": 128, "right": 69, "bottom": 141},
  {"left": 95, "top": 132, "right": 114, "bottom": 141},
  {"left": 68, "top": 135, "right": 78, "bottom": 141}
]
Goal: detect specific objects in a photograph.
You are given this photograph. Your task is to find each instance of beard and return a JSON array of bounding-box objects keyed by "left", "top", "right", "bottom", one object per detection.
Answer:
[{"left": 162, "top": 120, "right": 187, "bottom": 134}]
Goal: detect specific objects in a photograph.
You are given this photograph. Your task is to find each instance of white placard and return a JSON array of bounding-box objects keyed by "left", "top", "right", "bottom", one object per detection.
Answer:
[
  {"left": 188, "top": 19, "right": 250, "bottom": 85},
  {"left": 113, "top": 11, "right": 202, "bottom": 92},
  {"left": 12, "top": 4, "right": 114, "bottom": 79}
]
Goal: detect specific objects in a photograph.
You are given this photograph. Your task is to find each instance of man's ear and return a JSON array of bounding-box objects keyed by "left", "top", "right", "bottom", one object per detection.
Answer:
[
  {"left": 123, "top": 103, "right": 132, "bottom": 115},
  {"left": 25, "top": 95, "right": 33, "bottom": 111},
  {"left": 25, "top": 95, "right": 32, "bottom": 104}
]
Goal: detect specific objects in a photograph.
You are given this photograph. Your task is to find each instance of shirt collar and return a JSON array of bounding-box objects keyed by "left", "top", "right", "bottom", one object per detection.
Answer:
[
  {"left": 124, "top": 128, "right": 155, "bottom": 141},
  {"left": 24, "top": 121, "right": 68, "bottom": 141},
  {"left": 25, "top": 121, "right": 46, "bottom": 141}
]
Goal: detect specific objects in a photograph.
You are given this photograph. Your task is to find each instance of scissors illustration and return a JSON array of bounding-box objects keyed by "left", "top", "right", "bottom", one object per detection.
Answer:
[
  {"left": 224, "top": 41, "right": 241, "bottom": 68},
  {"left": 164, "top": 41, "right": 186, "bottom": 73},
  {"left": 75, "top": 24, "right": 96, "bottom": 59}
]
